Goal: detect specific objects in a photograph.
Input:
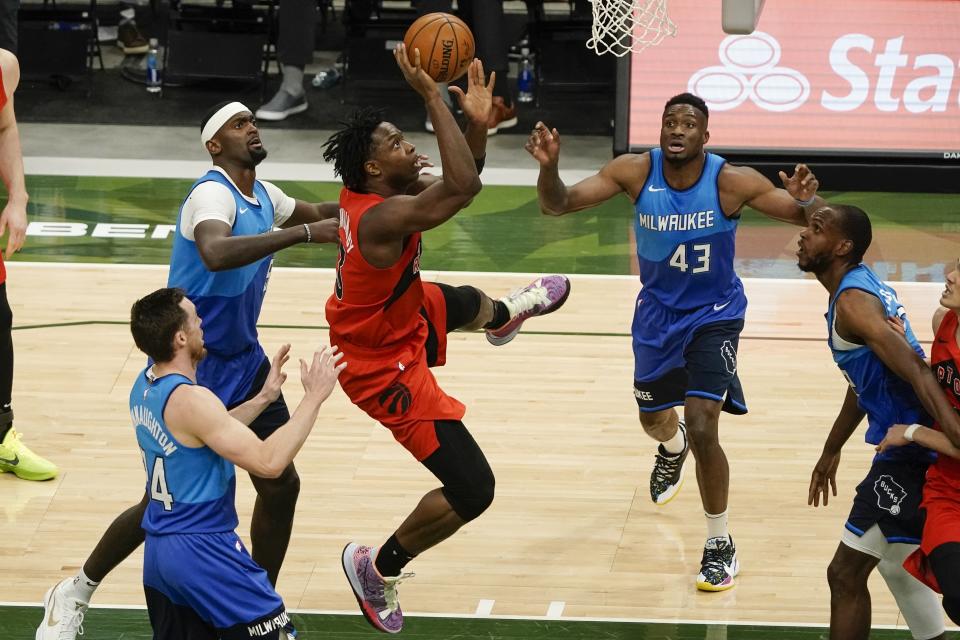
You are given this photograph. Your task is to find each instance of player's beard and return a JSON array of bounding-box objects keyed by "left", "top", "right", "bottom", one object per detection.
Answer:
[
  {"left": 797, "top": 252, "right": 831, "bottom": 274},
  {"left": 190, "top": 343, "right": 207, "bottom": 366},
  {"left": 249, "top": 146, "right": 268, "bottom": 166}
]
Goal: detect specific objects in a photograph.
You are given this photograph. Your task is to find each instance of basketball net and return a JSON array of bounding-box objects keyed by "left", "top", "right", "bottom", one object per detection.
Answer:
[{"left": 586, "top": 0, "right": 677, "bottom": 57}]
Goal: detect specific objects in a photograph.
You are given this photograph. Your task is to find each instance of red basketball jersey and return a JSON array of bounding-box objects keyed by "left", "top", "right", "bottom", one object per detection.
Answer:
[
  {"left": 325, "top": 188, "right": 427, "bottom": 354},
  {"left": 927, "top": 310, "right": 960, "bottom": 490}
]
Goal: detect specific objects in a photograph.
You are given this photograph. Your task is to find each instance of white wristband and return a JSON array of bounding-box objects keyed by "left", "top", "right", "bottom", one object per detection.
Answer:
[
  {"left": 795, "top": 195, "right": 816, "bottom": 207},
  {"left": 903, "top": 424, "right": 921, "bottom": 442}
]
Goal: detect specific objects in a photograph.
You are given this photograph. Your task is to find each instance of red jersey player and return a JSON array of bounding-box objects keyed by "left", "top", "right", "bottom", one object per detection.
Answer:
[
  {"left": 880, "top": 258, "right": 960, "bottom": 626},
  {"left": 322, "top": 46, "right": 570, "bottom": 634}
]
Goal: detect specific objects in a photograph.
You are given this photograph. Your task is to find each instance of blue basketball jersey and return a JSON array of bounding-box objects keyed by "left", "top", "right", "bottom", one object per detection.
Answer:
[
  {"left": 168, "top": 170, "right": 275, "bottom": 406},
  {"left": 131, "top": 367, "right": 239, "bottom": 534},
  {"left": 634, "top": 148, "right": 742, "bottom": 311},
  {"left": 826, "top": 265, "right": 933, "bottom": 463}
]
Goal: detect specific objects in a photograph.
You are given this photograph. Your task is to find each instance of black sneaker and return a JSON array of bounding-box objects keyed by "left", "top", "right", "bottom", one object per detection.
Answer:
[
  {"left": 649, "top": 419, "right": 688, "bottom": 505},
  {"left": 696, "top": 535, "right": 739, "bottom": 591}
]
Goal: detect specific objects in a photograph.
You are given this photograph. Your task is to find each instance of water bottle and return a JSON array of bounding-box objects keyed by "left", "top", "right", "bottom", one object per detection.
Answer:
[
  {"left": 517, "top": 48, "right": 534, "bottom": 104},
  {"left": 146, "top": 38, "right": 161, "bottom": 94}
]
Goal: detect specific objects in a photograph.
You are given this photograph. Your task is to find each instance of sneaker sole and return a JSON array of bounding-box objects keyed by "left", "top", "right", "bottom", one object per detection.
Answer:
[
  {"left": 255, "top": 102, "right": 309, "bottom": 121},
  {"left": 36, "top": 583, "right": 59, "bottom": 640},
  {"left": 120, "top": 45, "right": 149, "bottom": 54},
  {"left": 341, "top": 543, "right": 400, "bottom": 635},
  {"left": 695, "top": 557, "right": 740, "bottom": 592},
  {"left": 496, "top": 116, "right": 519, "bottom": 130},
  {"left": 485, "top": 276, "right": 572, "bottom": 347},
  {"left": 0, "top": 461, "right": 57, "bottom": 481}
]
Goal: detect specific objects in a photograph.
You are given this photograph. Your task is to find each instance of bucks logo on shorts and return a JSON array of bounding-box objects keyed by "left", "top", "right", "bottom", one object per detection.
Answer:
[{"left": 873, "top": 474, "right": 907, "bottom": 515}]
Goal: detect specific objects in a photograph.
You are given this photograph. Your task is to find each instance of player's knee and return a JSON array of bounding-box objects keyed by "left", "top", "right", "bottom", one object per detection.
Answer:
[
  {"left": 683, "top": 417, "right": 720, "bottom": 450},
  {"left": 256, "top": 465, "right": 301, "bottom": 508},
  {"left": 453, "top": 286, "right": 485, "bottom": 331},
  {"left": 827, "top": 556, "right": 867, "bottom": 595},
  {"left": 447, "top": 468, "right": 495, "bottom": 522}
]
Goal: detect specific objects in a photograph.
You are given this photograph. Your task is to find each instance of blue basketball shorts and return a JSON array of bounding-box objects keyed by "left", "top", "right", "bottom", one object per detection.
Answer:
[
  {"left": 143, "top": 531, "right": 295, "bottom": 639},
  {"left": 846, "top": 457, "right": 930, "bottom": 545},
  {"left": 631, "top": 291, "right": 748, "bottom": 414}
]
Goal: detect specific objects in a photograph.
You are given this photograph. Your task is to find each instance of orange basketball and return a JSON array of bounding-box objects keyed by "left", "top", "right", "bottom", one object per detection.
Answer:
[{"left": 403, "top": 12, "right": 475, "bottom": 83}]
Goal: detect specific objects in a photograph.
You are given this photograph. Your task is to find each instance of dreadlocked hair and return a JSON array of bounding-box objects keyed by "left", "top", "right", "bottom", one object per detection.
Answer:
[{"left": 322, "top": 107, "right": 385, "bottom": 192}]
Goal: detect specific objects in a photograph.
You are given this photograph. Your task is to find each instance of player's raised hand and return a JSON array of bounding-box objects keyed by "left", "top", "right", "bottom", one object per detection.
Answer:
[
  {"left": 808, "top": 449, "right": 840, "bottom": 507},
  {"left": 394, "top": 43, "right": 440, "bottom": 101},
  {"left": 525, "top": 122, "right": 561, "bottom": 169},
  {"left": 778, "top": 163, "right": 819, "bottom": 203},
  {"left": 877, "top": 424, "right": 910, "bottom": 453},
  {"left": 449, "top": 59, "right": 495, "bottom": 128},
  {"left": 261, "top": 343, "right": 291, "bottom": 403},
  {"left": 300, "top": 344, "right": 346, "bottom": 403}
]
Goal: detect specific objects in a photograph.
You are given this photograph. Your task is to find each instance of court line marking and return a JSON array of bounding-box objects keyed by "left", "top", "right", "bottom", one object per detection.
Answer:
[
  {"left": 22, "top": 156, "right": 593, "bottom": 187},
  {"left": 4, "top": 261, "right": 943, "bottom": 290},
  {"left": 0, "top": 600, "right": 945, "bottom": 631},
  {"left": 6, "top": 319, "right": 829, "bottom": 342},
  {"left": 474, "top": 599, "right": 495, "bottom": 616}
]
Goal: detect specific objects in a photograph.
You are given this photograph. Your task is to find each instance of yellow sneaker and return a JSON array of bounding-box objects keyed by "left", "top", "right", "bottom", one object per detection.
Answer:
[{"left": 0, "top": 428, "right": 58, "bottom": 481}]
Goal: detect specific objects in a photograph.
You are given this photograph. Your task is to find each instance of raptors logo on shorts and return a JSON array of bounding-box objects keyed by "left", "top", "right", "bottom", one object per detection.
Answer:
[{"left": 379, "top": 383, "right": 412, "bottom": 415}]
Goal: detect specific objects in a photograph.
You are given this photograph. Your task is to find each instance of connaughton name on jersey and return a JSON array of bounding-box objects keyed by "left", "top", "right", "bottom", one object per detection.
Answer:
[{"left": 636, "top": 209, "right": 716, "bottom": 232}]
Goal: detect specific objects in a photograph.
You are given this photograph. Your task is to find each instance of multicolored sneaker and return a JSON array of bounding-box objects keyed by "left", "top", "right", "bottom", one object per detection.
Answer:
[
  {"left": 485, "top": 275, "right": 571, "bottom": 346},
  {"left": 696, "top": 535, "right": 739, "bottom": 592},
  {"left": 341, "top": 543, "right": 414, "bottom": 634},
  {"left": 650, "top": 420, "right": 688, "bottom": 505},
  {"left": 36, "top": 579, "right": 87, "bottom": 640},
  {"left": 0, "top": 428, "right": 58, "bottom": 481}
]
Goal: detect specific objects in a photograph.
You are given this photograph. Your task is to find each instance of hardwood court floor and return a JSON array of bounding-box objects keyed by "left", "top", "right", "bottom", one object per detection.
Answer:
[{"left": 0, "top": 262, "right": 947, "bottom": 632}]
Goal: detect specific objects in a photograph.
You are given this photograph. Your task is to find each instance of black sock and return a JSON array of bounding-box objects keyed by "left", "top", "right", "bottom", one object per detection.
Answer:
[
  {"left": 0, "top": 423, "right": 9, "bottom": 442},
  {"left": 482, "top": 301, "right": 510, "bottom": 330},
  {"left": 375, "top": 534, "right": 415, "bottom": 577}
]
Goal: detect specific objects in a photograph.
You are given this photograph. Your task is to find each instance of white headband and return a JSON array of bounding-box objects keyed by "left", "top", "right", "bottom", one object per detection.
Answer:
[{"left": 200, "top": 102, "right": 250, "bottom": 149}]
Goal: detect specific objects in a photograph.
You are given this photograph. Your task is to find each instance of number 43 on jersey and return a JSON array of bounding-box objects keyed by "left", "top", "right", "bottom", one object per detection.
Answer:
[{"left": 669, "top": 243, "right": 711, "bottom": 273}]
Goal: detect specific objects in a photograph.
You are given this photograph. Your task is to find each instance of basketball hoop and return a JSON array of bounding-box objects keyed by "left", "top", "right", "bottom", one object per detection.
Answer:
[{"left": 586, "top": 0, "right": 677, "bottom": 57}]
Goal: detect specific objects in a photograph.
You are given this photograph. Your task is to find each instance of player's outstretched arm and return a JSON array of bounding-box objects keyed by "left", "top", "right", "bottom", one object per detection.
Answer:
[
  {"left": 167, "top": 346, "right": 346, "bottom": 478},
  {"left": 449, "top": 58, "right": 495, "bottom": 175},
  {"left": 879, "top": 424, "right": 960, "bottom": 459},
  {"left": 0, "top": 50, "right": 27, "bottom": 257},
  {"left": 809, "top": 385, "right": 865, "bottom": 507},
  {"left": 837, "top": 290, "right": 960, "bottom": 447},
  {"left": 727, "top": 163, "right": 824, "bottom": 225},
  {"left": 194, "top": 218, "right": 333, "bottom": 272},
  {"left": 526, "top": 123, "right": 640, "bottom": 216},
  {"left": 395, "top": 44, "right": 480, "bottom": 198},
  {"left": 282, "top": 200, "right": 341, "bottom": 224}
]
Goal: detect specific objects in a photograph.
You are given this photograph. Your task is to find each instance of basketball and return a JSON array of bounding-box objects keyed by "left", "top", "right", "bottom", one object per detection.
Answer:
[{"left": 403, "top": 12, "right": 475, "bottom": 83}]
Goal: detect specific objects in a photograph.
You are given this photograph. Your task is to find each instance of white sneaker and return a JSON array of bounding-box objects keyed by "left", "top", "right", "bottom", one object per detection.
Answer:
[{"left": 36, "top": 579, "right": 87, "bottom": 640}]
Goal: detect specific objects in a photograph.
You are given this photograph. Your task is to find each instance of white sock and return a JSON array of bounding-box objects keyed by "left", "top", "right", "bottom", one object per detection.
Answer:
[
  {"left": 280, "top": 65, "right": 305, "bottom": 97},
  {"left": 660, "top": 423, "right": 686, "bottom": 455},
  {"left": 63, "top": 569, "right": 99, "bottom": 603},
  {"left": 705, "top": 511, "right": 729, "bottom": 541}
]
